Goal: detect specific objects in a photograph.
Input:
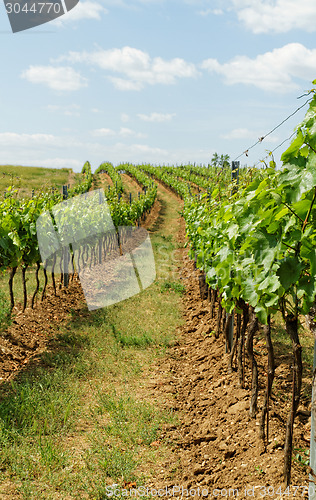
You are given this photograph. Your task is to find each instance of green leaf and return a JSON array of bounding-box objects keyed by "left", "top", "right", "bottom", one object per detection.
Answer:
[
  {"left": 257, "top": 275, "right": 280, "bottom": 293},
  {"left": 254, "top": 305, "right": 268, "bottom": 325},
  {"left": 275, "top": 207, "right": 289, "bottom": 221},
  {"left": 292, "top": 198, "right": 312, "bottom": 219},
  {"left": 276, "top": 256, "right": 304, "bottom": 290},
  {"left": 242, "top": 278, "right": 258, "bottom": 306},
  {"left": 281, "top": 128, "right": 305, "bottom": 163}
]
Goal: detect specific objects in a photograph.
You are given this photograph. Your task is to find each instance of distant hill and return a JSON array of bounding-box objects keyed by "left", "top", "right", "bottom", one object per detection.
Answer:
[{"left": 0, "top": 165, "right": 78, "bottom": 198}]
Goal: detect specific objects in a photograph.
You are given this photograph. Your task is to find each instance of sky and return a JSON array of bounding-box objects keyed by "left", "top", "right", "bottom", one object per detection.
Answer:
[{"left": 0, "top": 0, "right": 316, "bottom": 172}]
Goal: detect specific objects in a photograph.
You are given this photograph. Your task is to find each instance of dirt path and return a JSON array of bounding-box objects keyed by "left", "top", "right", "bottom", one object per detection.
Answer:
[{"left": 0, "top": 181, "right": 312, "bottom": 496}]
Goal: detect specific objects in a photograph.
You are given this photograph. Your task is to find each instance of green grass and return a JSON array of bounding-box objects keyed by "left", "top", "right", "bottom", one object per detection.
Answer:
[
  {"left": 0, "top": 288, "right": 181, "bottom": 497},
  {"left": 0, "top": 183, "right": 184, "bottom": 498},
  {"left": 0, "top": 165, "right": 78, "bottom": 199},
  {"left": 159, "top": 280, "right": 186, "bottom": 295}
]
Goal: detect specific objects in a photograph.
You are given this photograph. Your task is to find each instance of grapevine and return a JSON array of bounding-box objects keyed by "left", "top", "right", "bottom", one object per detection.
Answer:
[{"left": 183, "top": 84, "right": 316, "bottom": 484}]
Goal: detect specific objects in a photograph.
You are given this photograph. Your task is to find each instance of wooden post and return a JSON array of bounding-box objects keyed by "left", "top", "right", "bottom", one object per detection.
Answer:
[
  {"left": 226, "top": 312, "right": 234, "bottom": 353},
  {"left": 231, "top": 161, "right": 240, "bottom": 195},
  {"left": 63, "top": 247, "right": 69, "bottom": 288},
  {"left": 226, "top": 161, "right": 240, "bottom": 357}
]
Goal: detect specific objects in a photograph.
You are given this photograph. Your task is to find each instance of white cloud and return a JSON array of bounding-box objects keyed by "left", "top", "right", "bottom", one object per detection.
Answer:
[
  {"left": 92, "top": 128, "right": 116, "bottom": 137},
  {"left": 46, "top": 104, "right": 81, "bottom": 116},
  {"left": 21, "top": 66, "right": 88, "bottom": 91},
  {"left": 198, "top": 8, "right": 223, "bottom": 16},
  {"left": 109, "top": 77, "right": 143, "bottom": 91},
  {"left": 52, "top": 1, "right": 107, "bottom": 25},
  {"left": 120, "top": 127, "right": 146, "bottom": 138},
  {"left": 116, "top": 142, "right": 168, "bottom": 156},
  {"left": 121, "top": 113, "right": 130, "bottom": 122},
  {"left": 231, "top": 0, "right": 316, "bottom": 33},
  {"left": 92, "top": 127, "right": 146, "bottom": 138},
  {"left": 130, "top": 144, "right": 167, "bottom": 154},
  {"left": 0, "top": 133, "right": 60, "bottom": 147},
  {"left": 56, "top": 46, "right": 199, "bottom": 90},
  {"left": 0, "top": 132, "right": 94, "bottom": 150},
  {"left": 221, "top": 128, "right": 279, "bottom": 143},
  {"left": 137, "top": 112, "right": 176, "bottom": 122},
  {"left": 201, "top": 43, "right": 316, "bottom": 92},
  {"left": 30, "top": 158, "right": 83, "bottom": 169}
]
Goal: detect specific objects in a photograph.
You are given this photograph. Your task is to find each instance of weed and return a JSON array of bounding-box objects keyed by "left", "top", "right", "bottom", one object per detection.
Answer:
[
  {"left": 293, "top": 447, "right": 309, "bottom": 467},
  {"left": 159, "top": 280, "right": 185, "bottom": 295},
  {"left": 255, "top": 465, "right": 264, "bottom": 474},
  {"left": 111, "top": 324, "right": 154, "bottom": 348}
]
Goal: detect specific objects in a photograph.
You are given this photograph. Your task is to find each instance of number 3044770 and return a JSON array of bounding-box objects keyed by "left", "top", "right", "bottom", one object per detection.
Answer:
[{"left": 5, "top": 2, "right": 62, "bottom": 14}]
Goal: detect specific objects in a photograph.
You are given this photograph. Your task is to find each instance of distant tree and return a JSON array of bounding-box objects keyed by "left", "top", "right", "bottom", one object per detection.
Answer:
[
  {"left": 219, "top": 154, "right": 230, "bottom": 169},
  {"left": 210, "top": 152, "right": 230, "bottom": 169},
  {"left": 211, "top": 152, "right": 219, "bottom": 168}
]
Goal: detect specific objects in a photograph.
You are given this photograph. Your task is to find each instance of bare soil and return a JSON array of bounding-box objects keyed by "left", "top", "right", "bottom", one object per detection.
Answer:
[
  {"left": 152, "top": 255, "right": 312, "bottom": 496},
  {"left": 0, "top": 276, "right": 86, "bottom": 382}
]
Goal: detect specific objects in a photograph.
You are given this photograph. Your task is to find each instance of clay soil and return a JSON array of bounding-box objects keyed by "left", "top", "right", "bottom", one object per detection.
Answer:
[
  {"left": 0, "top": 276, "right": 87, "bottom": 383},
  {"left": 153, "top": 255, "right": 312, "bottom": 496}
]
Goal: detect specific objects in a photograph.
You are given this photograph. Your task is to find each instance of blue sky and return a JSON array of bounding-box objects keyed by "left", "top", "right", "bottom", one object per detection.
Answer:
[{"left": 1, "top": 0, "right": 316, "bottom": 172}]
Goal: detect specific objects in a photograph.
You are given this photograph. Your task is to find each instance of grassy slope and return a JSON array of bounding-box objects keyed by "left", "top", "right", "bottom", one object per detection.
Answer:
[{"left": 0, "top": 165, "right": 78, "bottom": 199}]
